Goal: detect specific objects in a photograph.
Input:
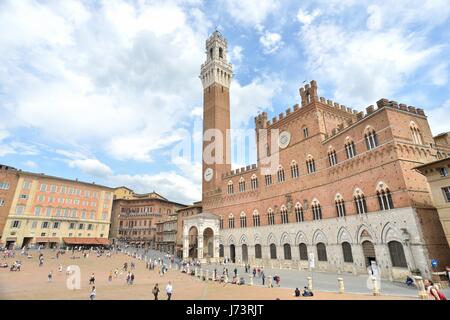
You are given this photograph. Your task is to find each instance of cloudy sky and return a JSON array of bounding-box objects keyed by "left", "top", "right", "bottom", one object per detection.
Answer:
[{"left": 1, "top": 0, "right": 449, "bottom": 204}]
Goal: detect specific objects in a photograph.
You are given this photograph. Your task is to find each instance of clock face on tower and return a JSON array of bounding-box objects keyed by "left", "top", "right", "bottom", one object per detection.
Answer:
[
  {"left": 278, "top": 131, "right": 291, "bottom": 149},
  {"left": 204, "top": 167, "right": 214, "bottom": 182}
]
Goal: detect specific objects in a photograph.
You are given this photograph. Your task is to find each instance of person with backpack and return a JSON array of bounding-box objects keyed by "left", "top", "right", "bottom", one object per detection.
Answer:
[
  {"left": 152, "top": 283, "right": 160, "bottom": 300},
  {"left": 424, "top": 279, "right": 447, "bottom": 300}
]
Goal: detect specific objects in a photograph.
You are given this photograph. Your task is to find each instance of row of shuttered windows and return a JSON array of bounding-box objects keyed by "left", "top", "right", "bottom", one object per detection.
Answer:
[{"left": 219, "top": 240, "right": 408, "bottom": 268}]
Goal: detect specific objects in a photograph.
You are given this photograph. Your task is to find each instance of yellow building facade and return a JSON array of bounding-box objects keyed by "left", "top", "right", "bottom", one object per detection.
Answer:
[
  {"left": 416, "top": 157, "right": 450, "bottom": 247},
  {"left": 2, "top": 171, "right": 114, "bottom": 249}
]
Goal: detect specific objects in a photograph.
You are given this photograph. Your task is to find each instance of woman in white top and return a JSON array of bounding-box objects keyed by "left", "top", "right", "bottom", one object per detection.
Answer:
[{"left": 90, "top": 286, "right": 96, "bottom": 300}]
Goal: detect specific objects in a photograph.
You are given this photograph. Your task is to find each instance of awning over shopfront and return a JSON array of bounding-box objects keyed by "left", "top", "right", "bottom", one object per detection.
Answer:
[
  {"left": 35, "top": 237, "right": 60, "bottom": 243},
  {"left": 63, "top": 237, "right": 111, "bottom": 245}
]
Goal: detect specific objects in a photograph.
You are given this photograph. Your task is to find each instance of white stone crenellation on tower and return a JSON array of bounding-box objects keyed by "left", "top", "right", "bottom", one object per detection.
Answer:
[{"left": 200, "top": 31, "right": 233, "bottom": 89}]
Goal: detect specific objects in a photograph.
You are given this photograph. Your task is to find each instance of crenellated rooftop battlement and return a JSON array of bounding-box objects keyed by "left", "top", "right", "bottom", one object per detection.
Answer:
[
  {"left": 254, "top": 80, "right": 426, "bottom": 135},
  {"left": 222, "top": 164, "right": 257, "bottom": 179}
]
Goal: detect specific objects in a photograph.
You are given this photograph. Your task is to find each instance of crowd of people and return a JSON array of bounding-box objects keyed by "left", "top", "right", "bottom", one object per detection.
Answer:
[{"left": 1, "top": 243, "right": 449, "bottom": 300}]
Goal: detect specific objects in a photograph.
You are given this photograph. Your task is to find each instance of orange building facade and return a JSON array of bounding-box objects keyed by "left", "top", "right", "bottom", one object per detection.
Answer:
[{"left": 1, "top": 169, "right": 113, "bottom": 248}]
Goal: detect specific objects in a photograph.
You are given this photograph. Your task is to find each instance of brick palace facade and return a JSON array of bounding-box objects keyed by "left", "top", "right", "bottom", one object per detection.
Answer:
[{"left": 194, "top": 31, "right": 450, "bottom": 281}]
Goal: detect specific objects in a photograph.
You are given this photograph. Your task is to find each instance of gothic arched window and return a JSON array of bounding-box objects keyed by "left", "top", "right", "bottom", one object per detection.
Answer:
[{"left": 280, "top": 205, "right": 289, "bottom": 224}]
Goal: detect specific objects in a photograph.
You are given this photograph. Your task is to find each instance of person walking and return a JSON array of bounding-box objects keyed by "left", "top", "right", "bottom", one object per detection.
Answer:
[
  {"left": 261, "top": 272, "right": 265, "bottom": 286},
  {"left": 152, "top": 283, "right": 160, "bottom": 300},
  {"left": 89, "top": 273, "right": 95, "bottom": 285},
  {"left": 130, "top": 272, "right": 135, "bottom": 285},
  {"left": 424, "top": 279, "right": 447, "bottom": 300},
  {"left": 90, "top": 286, "right": 96, "bottom": 300},
  {"left": 108, "top": 271, "right": 112, "bottom": 282},
  {"left": 166, "top": 281, "right": 173, "bottom": 300},
  {"left": 48, "top": 271, "right": 53, "bottom": 282},
  {"left": 253, "top": 268, "right": 256, "bottom": 278}
]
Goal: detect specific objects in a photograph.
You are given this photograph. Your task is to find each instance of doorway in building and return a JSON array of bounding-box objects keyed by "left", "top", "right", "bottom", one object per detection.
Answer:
[
  {"left": 6, "top": 241, "right": 15, "bottom": 250},
  {"left": 188, "top": 226, "right": 198, "bottom": 258},
  {"left": 203, "top": 227, "right": 214, "bottom": 258},
  {"left": 242, "top": 244, "right": 248, "bottom": 262},
  {"left": 362, "top": 240, "right": 377, "bottom": 269},
  {"left": 22, "top": 237, "right": 33, "bottom": 248},
  {"left": 230, "top": 244, "right": 236, "bottom": 263}
]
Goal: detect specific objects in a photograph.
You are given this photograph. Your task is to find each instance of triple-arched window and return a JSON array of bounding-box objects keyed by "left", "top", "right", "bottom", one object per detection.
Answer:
[
  {"left": 365, "top": 127, "right": 379, "bottom": 150},
  {"left": 345, "top": 138, "right": 357, "bottom": 159},
  {"left": 267, "top": 208, "right": 275, "bottom": 225},
  {"left": 251, "top": 174, "right": 258, "bottom": 190},
  {"left": 306, "top": 155, "right": 316, "bottom": 173},
  {"left": 295, "top": 203, "right": 304, "bottom": 222},
  {"left": 328, "top": 147, "right": 338, "bottom": 166},
  {"left": 239, "top": 178, "right": 246, "bottom": 192},
  {"left": 410, "top": 121, "right": 423, "bottom": 145},
  {"left": 228, "top": 213, "right": 235, "bottom": 229},
  {"left": 252, "top": 210, "right": 260, "bottom": 227},
  {"left": 335, "top": 194, "right": 346, "bottom": 218},
  {"left": 291, "top": 161, "right": 299, "bottom": 178},
  {"left": 239, "top": 211, "right": 247, "bottom": 228},
  {"left": 376, "top": 182, "right": 394, "bottom": 210},
  {"left": 354, "top": 189, "right": 368, "bottom": 214},
  {"left": 280, "top": 205, "right": 289, "bottom": 224},
  {"left": 311, "top": 199, "right": 322, "bottom": 220},
  {"left": 227, "top": 180, "right": 234, "bottom": 194},
  {"left": 277, "top": 166, "right": 285, "bottom": 183}
]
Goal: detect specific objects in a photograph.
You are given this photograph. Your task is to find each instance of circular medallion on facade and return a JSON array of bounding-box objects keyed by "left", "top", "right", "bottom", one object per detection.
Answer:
[
  {"left": 278, "top": 131, "right": 291, "bottom": 149},
  {"left": 204, "top": 168, "right": 214, "bottom": 182}
]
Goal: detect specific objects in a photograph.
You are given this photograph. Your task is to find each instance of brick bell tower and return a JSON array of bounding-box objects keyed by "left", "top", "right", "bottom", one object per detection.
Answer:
[{"left": 200, "top": 31, "right": 233, "bottom": 198}]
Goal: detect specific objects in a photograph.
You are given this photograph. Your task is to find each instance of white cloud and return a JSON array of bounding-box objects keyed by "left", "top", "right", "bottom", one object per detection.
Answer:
[
  {"left": 230, "top": 76, "right": 283, "bottom": 128},
  {"left": 296, "top": 9, "right": 321, "bottom": 26},
  {"left": 428, "top": 63, "right": 448, "bottom": 87},
  {"left": 221, "top": 0, "right": 279, "bottom": 26},
  {"left": 68, "top": 158, "right": 113, "bottom": 178},
  {"left": 366, "top": 5, "right": 382, "bottom": 30},
  {"left": 109, "top": 171, "right": 200, "bottom": 204},
  {"left": 0, "top": 0, "right": 209, "bottom": 162},
  {"left": 229, "top": 45, "right": 243, "bottom": 64},
  {"left": 427, "top": 99, "right": 450, "bottom": 136},
  {"left": 297, "top": 3, "right": 446, "bottom": 107},
  {"left": 24, "top": 160, "right": 38, "bottom": 169},
  {"left": 259, "top": 31, "right": 283, "bottom": 54}
]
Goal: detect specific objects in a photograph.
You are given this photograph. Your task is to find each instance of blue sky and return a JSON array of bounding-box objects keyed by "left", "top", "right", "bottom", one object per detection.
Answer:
[{"left": 0, "top": 0, "right": 449, "bottom": 204}]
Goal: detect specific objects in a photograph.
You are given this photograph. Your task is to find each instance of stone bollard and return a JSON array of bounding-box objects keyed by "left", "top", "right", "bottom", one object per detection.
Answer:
[
  {"left": 268, "top": 275, "right": 273, "bottom": 288},
  {"left": 200, "top": 269, "right": 204, "bottom": 280},
  {"left": 413, "top": 276, "right": 428, "bottom": 299},
  {"left": 250, "top": 275, "right": 254, "bottom": 286},
  {"left": 206, "top": 270, "right": 209, "bottom": 282},
  {"left": 371, "top": 276, "right": 380, "bottom": 296},
  {"left": 195, "top": 267, "right": 198, "bottom": 277},
  {"left": 224, "top": 274, "right": 228, "bottom": 283},
  {"left": 169, "top": 263, "right": 172, "bottom": 270},
  {"left": 307, "top": 277, "right": 313, "bottom": 291},
  {"left": 212, "top": 271, "right": 216, "bottom": 281},
  {"left": 187, "top": 266, "right": 190, "bottom": 274},
  {"left": 338, "top": 277, "right": 344, "bottom": 294}
]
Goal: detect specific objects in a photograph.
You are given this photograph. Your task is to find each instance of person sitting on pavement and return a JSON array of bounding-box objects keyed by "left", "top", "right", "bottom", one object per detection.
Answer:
[
  {"left": 294, "top": 288, "right": 301, "bottom": 297},
  {"left": 302, "top": 286, "right": 314, "bottom": 297},
  {"left": 405, "top": 275, "right": 414, "bottom": 286}
]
